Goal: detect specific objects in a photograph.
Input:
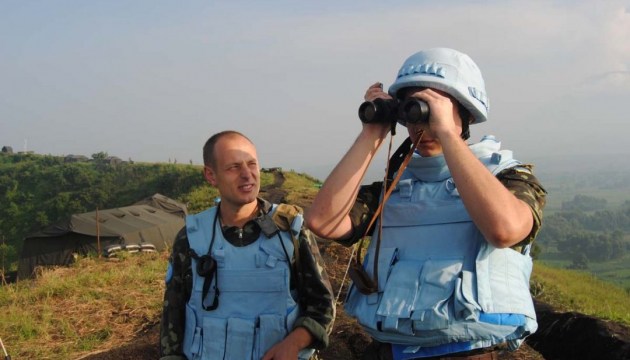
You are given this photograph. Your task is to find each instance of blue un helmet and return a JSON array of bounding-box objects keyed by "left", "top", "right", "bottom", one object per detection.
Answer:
[{"left": 388, "top": 48, "right": 489, "bottom": 124}]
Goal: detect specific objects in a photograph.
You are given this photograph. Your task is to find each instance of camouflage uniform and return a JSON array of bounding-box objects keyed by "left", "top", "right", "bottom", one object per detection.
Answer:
[{"left": 160, "top": 198, "right": 335, "bottom": 360}]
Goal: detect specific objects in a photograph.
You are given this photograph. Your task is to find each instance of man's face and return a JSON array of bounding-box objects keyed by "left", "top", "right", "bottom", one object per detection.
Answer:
[{"left": 204, "top": 135, "right": 260, "bottom": 209}]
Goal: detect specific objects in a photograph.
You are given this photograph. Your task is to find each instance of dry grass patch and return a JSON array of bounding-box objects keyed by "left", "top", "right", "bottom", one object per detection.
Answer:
[
  {"left": 0, "top": 252, "right": 167, "bottom": 359},
  {"left": 282, "top": 171, "right": 320, "bottom": 206}
]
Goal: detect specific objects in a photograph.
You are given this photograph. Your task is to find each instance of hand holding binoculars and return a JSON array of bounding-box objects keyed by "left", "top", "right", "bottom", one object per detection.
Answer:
[{"left": 358, "top": 97, "right": 430, "bottom": 125}]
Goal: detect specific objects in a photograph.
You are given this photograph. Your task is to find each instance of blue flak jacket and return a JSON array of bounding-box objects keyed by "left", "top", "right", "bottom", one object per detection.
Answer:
[
  {"left": 345, "top": 136, "right": 537, "bottom": 358},
  {"left": 183, "top": 205, "right": 314, "bottom": 360}
]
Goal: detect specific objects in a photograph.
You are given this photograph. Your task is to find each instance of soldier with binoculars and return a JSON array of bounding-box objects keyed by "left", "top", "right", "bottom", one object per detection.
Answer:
[{"left": 306, "top": 48, "right": 547, "bottom": 360}]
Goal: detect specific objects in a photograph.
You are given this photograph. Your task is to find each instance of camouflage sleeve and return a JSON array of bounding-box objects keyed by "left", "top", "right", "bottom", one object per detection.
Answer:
[
  {"left": 497, "top": 165, "right": 548, "bottom": 246},
  {"left": 159, "top": 227, "right": 192, "bottom": 360},
  {"left": 336, "top": 181, "right": 384, "bottom": 247},
  {"left": 292, "top": 229, "right": 336, "bottom": 350}
]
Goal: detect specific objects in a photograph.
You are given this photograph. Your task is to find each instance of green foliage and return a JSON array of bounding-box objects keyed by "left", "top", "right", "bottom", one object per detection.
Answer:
[
  {"left": 537, "top": 195, "right": 630, "bottom": 265},
  {"left": 180, "top": 185, "right": 219, "bottom": 214},
  {"left": 0, "top": 241, "right": 16, "bottom": 273},
  {"left": 0, "top": 154, "right": 206, "bottom": 267},
  {"left": 260, "top": 171, "right": 274, "bottom": 187},
  {"left": 91, "top": 151, "right": 108, "bottom": 161},
  {"left": 557, "top": 230, "right": 626, "bottom": 262},
  {"left": 566, "top": 253, "right": 589, "bottom": 270},
  {"left": 562, "top": 194, "right": 607, "bottom": 211},
  {"left": 0, "top": 152, "right": 325, "bottom": 272}
]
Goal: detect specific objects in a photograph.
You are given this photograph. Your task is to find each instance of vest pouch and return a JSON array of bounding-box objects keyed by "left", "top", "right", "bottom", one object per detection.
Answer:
[
  {"left": 187, "top": 326, "right": 202, "bottom": 360},
  {"left": 202, "top": 317, "right": 227, "bottom": 359},
  {"left": 475, "top": 245, "right": 536, "bottom": 318},
  {"left": 375, "top": 247, "right": 398, "bottom": 293},
  {"left": 376, "top": 260, "right": 423, "bottom": 335},
  {"left": 220, "top": 268, "right": 288, "bottom": 316},
  {"left": 225, "top": 317, "right": 255, "bottom": 360},
  {"left": 346, "top": 246, "right": 399, "bottom": 322},
  {"left": 183, "top": 303, "right": 203, "bottom": 360},
  {"left": 411, "top": 258, "right": 462, "bottom": 331},
  {"left": 256, "top": 314, "right": 286, "bottom": 359}
]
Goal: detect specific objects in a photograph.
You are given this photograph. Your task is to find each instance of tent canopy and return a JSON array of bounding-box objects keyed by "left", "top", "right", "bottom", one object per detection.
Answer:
[{"left": 17, "top": 194, "right": 187, "bottom": 279}]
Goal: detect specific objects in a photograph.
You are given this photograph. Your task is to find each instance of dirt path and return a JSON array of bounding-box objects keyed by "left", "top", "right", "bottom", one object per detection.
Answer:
[{"left": 260, "top": 170, "right": 287, "bottom": 204}]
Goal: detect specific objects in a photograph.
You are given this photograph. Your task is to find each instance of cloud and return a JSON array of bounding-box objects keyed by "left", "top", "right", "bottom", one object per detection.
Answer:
[
  {"left": 1, "top": 0, "right": 629, "bottom": 174},
  {"left": 575, "top": 70, "right": 630, "bottom": 95}
]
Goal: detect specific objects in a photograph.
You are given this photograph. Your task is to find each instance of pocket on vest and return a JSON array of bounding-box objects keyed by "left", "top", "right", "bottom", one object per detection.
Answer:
[
  {"left": 376, "top": 259, "right": 422, "bottom": 335},
  {"left": 475, "top": 245, "right": 535, "bottom": 317},
  {"left": 183, "top": 303, "right": 204, "bottom": 360},
  {"left": 255, "top": 314, "right": 287, "bottom": 359},
  {"left": 224, "top": 317, "right": 256, "bottom": 360},
  {"left": 344, "top": 247, "right": 398, "bottom": 328},
  {"left": 453, "top": 269, "right": 482, "bottom": 322},
  {"left": 201, "top": 317, "right": 227, "bottom": 358},
  {"left": 410, "top": 258, "right": 462, "bottom": 331}
]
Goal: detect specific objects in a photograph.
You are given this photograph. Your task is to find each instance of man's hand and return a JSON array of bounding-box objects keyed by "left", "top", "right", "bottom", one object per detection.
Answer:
[
  {"left": 362, "top": 82, "right": 394, "bottom": 139},
  {"left": 408, "top": 88, "right": 462, "bottom": 140},
  {"left": 262, "top": 327, "right": 312, "bottom": 360}
]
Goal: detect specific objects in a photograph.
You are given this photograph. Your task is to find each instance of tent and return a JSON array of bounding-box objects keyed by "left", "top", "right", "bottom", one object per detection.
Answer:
[
  {"left": 17, "top": 194, "right": 187, "bottom": 280},
  {"left": 133, "top": 193, "right": 187, "bottom": 218}
]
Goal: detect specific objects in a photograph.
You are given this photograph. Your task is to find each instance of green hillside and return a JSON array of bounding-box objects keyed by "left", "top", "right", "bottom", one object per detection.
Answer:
[
  {"left": 0, "top": 152, "right": 324, "bottom": 358},
  {"left": 0, "top": 151, "right": 629, "bottom": 358},
  {"left": 0, "top": 152, "right": 209, "bottom": 272},
  {"left": 0, "top": 151, "right": 317, "bottom": 274}
]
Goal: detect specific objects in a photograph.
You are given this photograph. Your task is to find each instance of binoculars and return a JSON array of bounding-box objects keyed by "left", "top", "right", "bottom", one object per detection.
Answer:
[{"left": 358, "top": 98, "right": 429, "bottom": 125}]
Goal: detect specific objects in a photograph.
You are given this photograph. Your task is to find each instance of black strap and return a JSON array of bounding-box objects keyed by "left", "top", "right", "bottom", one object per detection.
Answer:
[
  {"left": 189, "top": 206, "right": 221, "bottom": 311},
  {"left": 189, "top": 249, "right": 219, "bottom": 311}
]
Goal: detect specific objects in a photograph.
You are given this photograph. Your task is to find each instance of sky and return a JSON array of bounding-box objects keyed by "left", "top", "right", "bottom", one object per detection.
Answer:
[{"left": 1, "top": 0, "right": 629, "bottom": 182}]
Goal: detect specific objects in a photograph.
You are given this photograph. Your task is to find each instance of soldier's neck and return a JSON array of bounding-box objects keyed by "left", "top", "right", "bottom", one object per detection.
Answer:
[{"left": 219, "top": 201, "right": 258, "bottom": 228}]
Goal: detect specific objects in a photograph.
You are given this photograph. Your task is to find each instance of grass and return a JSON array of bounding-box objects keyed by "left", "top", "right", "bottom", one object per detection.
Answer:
[
  {"left": 0, "top": 253, "right": 166, "bottom": 359},
  {"left": 531, "top": 261, "right": 630, "bottom": 325},
  {"left": 282, "top": 171, "right": 320, "bottom": 205},
  {"left": 539, "top": 253, "right": 630, "bottom": 290},
  {"left": 2, "top": 171, "right": 628, "bottom": 357},
  {"left": 2, "top": 252, "right": 629, "bottom": 359}
]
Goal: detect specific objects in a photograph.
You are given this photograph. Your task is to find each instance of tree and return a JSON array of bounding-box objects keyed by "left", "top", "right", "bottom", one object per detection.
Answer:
[
  {"left": 91, "top": 151, "right": 108, "bottom": 161},
  {"left": 567, "top": 253, "right": 589, "bottom": 270},
  {"left": 0, "top": 236, "right": 16, "bottom": 278},
  {"left": 561, "top": 194, "right": 607, "bottom": 212}
]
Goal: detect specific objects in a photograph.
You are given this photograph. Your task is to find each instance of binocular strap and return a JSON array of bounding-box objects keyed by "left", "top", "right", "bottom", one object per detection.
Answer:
[{"left": 350, "top": 132, "right": 424, "bottom": 294}]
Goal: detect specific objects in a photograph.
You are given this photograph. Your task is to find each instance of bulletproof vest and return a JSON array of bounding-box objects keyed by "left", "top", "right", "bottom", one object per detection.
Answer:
[
  {"left": 345, "top": 136, "right": 538, "bottom": 358},
  {"left": 183, "top": 205, "right": 314, "bottom": 360}
]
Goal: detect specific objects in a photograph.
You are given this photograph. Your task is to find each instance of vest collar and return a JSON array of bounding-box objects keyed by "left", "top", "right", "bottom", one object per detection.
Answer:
[{"left": 402, "top": 135, "right": 501, "bottom": 182}]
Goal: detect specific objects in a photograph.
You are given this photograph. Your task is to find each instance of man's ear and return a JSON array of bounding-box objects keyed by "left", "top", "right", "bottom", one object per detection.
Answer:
[{"left": 204, "top": 165, "right": 217, "bottom": 186}]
